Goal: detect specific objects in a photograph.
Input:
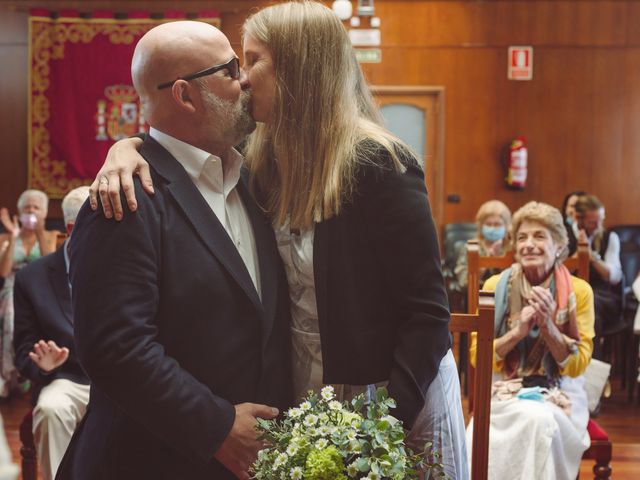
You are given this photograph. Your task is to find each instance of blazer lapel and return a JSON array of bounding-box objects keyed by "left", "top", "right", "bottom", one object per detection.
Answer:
[
  {"left": 313, "top": 220, "right": 329, "bottom": 338},
  {"left": 48, "top": 248, "right": 73, "bottom": 325},
  {"left": 140, "top": 138, "right": 263, "bottom": 314},
  {"left": 236, "top": 175, "right": 278, "bottom": 343}
]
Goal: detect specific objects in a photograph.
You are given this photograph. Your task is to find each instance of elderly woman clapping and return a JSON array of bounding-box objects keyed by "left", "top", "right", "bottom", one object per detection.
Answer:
[
  {"left": 0, "top": 189, "right": 57, "bottom": 397},
  {"left": 470, "top": 201, "right": 594, "bottom": 480}
]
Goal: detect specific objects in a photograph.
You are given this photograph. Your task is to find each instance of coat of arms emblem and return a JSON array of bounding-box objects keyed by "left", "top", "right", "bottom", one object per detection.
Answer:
[{"left": 96, "top": 85, "right": 147, "bottom": 140}]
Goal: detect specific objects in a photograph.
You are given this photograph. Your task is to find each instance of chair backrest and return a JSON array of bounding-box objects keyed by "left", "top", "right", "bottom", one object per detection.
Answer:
[
  {"left": 442, "top": 223, "right": 477, "bottom": 269},
  {"left": 466, "top": 239, "right": 590, "bottom": 314},
  {"left": 55, "top": 232, "right": 68, "bottom": 249},
  {"left": 449, "top": 302, "right": 494, "bottom": 480}
]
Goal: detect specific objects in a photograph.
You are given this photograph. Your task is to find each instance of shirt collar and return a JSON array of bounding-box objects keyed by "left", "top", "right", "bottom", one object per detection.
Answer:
[{"left": 149, "top": 127, "right": 244, "bottom": 194}]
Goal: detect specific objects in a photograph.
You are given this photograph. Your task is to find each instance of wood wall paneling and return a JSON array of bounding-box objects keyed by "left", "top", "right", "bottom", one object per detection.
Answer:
[{"left": 1, "top": 1, "right": 639, "bottom": 228}]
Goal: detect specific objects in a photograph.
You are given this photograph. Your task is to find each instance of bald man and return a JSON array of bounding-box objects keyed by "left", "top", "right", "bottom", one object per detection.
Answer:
[{"left": 57, "top": 22, "right": 292, "bottom": 480}]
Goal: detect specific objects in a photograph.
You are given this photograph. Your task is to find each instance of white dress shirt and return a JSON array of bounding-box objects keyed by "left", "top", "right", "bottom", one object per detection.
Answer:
[
  {"left": 588, "top": 230, "right": 622, "bottom": 285},
  {"left": 149, "top": 127, "right": 261, "bottom": 299}
]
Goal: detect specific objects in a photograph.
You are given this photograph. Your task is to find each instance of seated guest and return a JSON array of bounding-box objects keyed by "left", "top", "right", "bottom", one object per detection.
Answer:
[
  {"left": 12, "top": 187, "right": 91, "bottom": 480},
  {"left": 1, "top": 189, "right": 58, "bottom": 397},
  {"left": 574, "top": 194, "right": 622, "bottom": 357},
  {"left": 469, "top": 201, "right": 594, "bottom": 480},
  {"left": 455, "top": 199, "right": 511, "bottom": 290},
  {"left": 560, "top": 190, "right": 586, "bottom": 256},
  {"left": 633, "top": 273, "right": 640, "bottom": 382}
]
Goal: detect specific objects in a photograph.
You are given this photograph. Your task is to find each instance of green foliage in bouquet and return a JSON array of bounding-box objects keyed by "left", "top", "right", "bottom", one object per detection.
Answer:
[{"left": 252, "top": 386, "right": 447, "bottom": 480}]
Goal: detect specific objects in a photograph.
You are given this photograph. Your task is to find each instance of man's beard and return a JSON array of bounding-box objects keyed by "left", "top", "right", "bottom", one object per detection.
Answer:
[{"left": 201, "top": 89, "right": 256, "bottom": 146}]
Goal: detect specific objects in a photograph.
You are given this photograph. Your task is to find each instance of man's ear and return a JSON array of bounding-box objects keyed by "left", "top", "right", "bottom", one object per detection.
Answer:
[{"left": 171, "top": 80, "right": 197, "bottom": 113}]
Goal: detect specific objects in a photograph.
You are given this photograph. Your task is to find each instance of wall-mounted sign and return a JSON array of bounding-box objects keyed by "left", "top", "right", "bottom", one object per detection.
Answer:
[
  {"left": 508, "top": 46, "right": 533, "bottom": 80},
  {"left": 354, "top": 48, "right": 382, "bottom": 63},
  {"left": 349, "top": 28, "right": 381, "bottom": 46}
]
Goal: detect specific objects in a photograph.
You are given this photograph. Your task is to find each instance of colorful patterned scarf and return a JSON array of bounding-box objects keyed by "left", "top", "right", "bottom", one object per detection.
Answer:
[{"left": 494, "top": 263, "right": 579, "bottom": 379}]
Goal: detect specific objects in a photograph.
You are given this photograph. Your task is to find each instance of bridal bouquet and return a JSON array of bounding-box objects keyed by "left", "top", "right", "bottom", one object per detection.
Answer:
[{"left": 252, "top": 385, "right": 445, "bottom": 480}]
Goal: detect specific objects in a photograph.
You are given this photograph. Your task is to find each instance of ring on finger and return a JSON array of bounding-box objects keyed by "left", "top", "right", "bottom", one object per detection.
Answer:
[{"left": 99, "top": 176, "right": 109, "bottom": 185}]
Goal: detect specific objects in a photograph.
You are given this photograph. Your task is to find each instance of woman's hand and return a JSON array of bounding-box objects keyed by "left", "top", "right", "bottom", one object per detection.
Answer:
[
  {"left": 517, "top": 305, "right": 537, "bottom": 337},
  {"left": 528, "top": 286, "right": 557, "bottom": 330},
  {"left": 0, "top": 208, "right": 19, "bottom": 237},
  {"left": 486, "top": 239, "right": 503, "bottom": 256},
  {"left": 89, "top": 137, "right": 152, "bottom": 220}
]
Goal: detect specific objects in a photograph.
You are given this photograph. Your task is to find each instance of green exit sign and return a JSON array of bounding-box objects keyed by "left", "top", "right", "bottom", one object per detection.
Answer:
[{"left": 354, "top": 48, "right": 382, "bottom": 63}]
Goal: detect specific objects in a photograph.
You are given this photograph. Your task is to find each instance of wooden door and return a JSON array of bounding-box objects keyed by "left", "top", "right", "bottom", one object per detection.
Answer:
[{"left": 371, "top": 86, "right": 445, "bottom": 232}]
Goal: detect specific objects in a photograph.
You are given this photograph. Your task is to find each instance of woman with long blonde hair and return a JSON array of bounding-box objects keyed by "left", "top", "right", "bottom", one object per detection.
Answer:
[{"left": 90, "top": 1, "right": 467, "bottom": 477}]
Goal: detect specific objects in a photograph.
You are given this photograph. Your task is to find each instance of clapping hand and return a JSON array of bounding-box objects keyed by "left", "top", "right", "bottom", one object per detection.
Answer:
[
  {"left": 29, "top": 340, "right": 69, "bottom": 373},
  {"left": 486, "top": 239, "right": 503, "bottom": 257},
  {"left": 528, "top": 286, "right": 557, "bottom": 330},
  {"left": 517, "top": 305, "right": 537, "bottom": 337},
  {"left": 0, "top": 208, "right": 19, "bottom": 237}
]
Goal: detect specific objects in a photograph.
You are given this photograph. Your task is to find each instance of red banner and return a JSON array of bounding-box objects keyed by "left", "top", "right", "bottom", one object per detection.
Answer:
[{"left": 28, "top": 10, "right": 221, "bottom": 198}]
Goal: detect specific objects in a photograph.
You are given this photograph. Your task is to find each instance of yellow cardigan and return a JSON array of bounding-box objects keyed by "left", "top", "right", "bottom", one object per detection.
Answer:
[{"left": 470, "top": 274, "right": 595, "bottom": 378}]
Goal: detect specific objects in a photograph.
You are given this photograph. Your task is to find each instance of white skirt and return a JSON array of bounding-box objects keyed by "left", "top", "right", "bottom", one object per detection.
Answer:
[{"left": 466, "top": 375, "right": 590, "bottom": 480}]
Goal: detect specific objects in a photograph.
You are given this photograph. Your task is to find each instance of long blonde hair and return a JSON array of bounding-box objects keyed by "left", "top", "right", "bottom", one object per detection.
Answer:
[{"left": 243, "top": 0, "right": 407, "bottom": 229}]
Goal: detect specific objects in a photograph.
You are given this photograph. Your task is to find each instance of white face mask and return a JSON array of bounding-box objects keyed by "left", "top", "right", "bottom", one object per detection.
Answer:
[{"left": 19, "top": 213, "right": 38, "bottom": 230}]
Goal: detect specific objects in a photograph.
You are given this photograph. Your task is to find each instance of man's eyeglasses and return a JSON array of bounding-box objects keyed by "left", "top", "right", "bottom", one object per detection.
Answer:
[{"left": 157, "top": 57, "right": 240, "bottom": 90}]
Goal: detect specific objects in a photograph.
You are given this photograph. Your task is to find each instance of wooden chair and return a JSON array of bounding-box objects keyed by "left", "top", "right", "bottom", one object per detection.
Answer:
[
  {"left": 55, "top": 231, "right": 68, "bottom": 249},
  {"left": 19, "top": 411, "right": 37, "bottom": 480},
  {"left": 466, "top": 239, "right": 590, "bottom": 315},
  {"left": 450, "top": 300, "right": 494, "bottom": 480},
  {"left": 466, "top": 251, "right": 612, "bottom": 480}
]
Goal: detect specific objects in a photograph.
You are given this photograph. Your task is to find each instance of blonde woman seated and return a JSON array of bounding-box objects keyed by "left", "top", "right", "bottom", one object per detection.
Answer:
[
  {"left": 469, "top": 201, "right": 594, "bottom": 480},
  {"left": 454, "top": 200, "right": 511, "bottom": 290}
]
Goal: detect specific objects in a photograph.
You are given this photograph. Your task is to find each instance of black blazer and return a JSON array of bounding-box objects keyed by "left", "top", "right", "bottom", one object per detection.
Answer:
[
  {"left": 313, "top": 145, "right": 451, "bottom": 428},
  {"left": 58, "top": 137, "right": 292, "bottom": 480},
  {"left": 13, "top": 247, "right": 89, "bottom": 399}
]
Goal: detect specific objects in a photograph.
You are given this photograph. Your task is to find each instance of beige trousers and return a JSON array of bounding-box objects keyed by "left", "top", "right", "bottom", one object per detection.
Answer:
[{"left": 32, "top": 379, "right": 89, "bottom": 480}]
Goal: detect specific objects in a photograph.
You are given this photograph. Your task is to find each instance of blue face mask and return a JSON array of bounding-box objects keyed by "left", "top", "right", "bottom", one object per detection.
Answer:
[
  {"left": 482, "top": 225, "right": 506, "bottom": 243},
  {"left": 565, "top": 217, "right": 574, "bottom": 227}
]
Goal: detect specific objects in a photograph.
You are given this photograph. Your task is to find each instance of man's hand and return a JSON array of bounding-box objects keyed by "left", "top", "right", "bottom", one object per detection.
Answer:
[
  {"left": 214, "top": 403, "right": 279, "bottom": 480},
  {"left": 28, "top": 340, "right": 69, "bottom": 373}
]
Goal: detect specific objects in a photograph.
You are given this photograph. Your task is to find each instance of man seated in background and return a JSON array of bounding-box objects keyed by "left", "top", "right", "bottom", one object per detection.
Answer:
[
  {"left": 575, "top": 193, "right": 623, "bottom": 358},
  {"left": 12, "top": 186, "right": 91, "bottom": 480}
]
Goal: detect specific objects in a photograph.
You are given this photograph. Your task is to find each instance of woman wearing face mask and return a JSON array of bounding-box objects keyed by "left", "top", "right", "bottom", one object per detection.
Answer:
[
  {"left": 0, "top": 189, "right": 57, "bottom": 397},
  {"left": 455, "top": 200, "right": 512, "bottom": 291},
  {"left": 560, "top": 190, "right": 586, "bottom": 257}
]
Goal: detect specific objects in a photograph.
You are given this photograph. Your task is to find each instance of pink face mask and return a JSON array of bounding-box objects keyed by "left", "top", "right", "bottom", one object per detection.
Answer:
[{"left": 19, "top": 213, "right": 38, "bottom": 230}]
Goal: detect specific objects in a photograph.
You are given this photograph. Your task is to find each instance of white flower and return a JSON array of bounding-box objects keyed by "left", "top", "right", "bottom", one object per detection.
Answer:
[
  {"left": 300, "top": 401, "right": 312, "bottom": 411},
  {"left": 288, "top": 407, "right": 303, "bottom": 419},
  {"left": 367, "top": 472, "right": 381, "bottom": 480},
  {"left": 304, "top": 414, "right": 319, "bottom": 427},
  {"left": 321, "top": 385, "right": 335, "bottom": 401},
  {"left": 286, "top": 444, "right": 299, "bottom": 457},
  {"left": 307, "top": 426, "right": 318, "bottom": 436},
  {"left": 273, "top": 452, "right": 288, "bottom": 470},
  {"left": 315, "top": 438, "right": 328, "bottom": 449},
  {"left": 347, "top": 461, "right": 360, "bottom": 477},
  {"left": 349, "top": 439, "right": 362, "bottom": 452},
  {"left": 318, "top": 425, "right": 332, "bottom": 437},
  {"left": 346, "top": 430, "right": 357, "bottom": 440},
  {"left": 290, "top": 466, "right": 303, "bottom": 480},
  {"left": 328, "top": 400, "right": 343, "bottom": 411}
]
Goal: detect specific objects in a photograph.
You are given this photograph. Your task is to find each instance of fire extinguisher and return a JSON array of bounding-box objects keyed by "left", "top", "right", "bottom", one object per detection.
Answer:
[{"left": 505, "top": 136, "right": 527, "bottom": 190}]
